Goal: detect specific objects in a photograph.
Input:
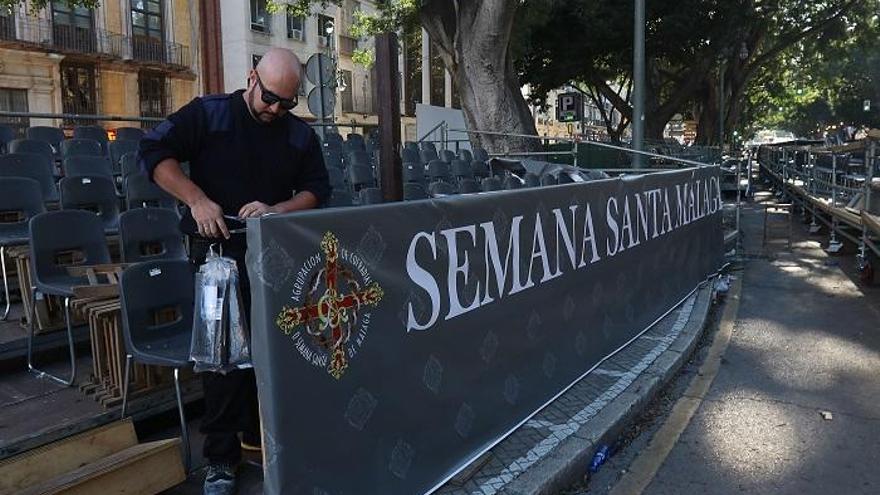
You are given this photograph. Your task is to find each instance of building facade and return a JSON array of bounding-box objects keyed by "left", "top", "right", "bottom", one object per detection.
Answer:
[
  {"left": 0, "top": 0, "right": 202, "bottom": 136},
  {"left": 217, "top": 0, "right": 383, "bottom": 129}
]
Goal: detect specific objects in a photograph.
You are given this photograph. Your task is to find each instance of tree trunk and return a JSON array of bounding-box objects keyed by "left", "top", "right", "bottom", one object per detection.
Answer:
[{"left": 420, "top": 1, "right": 541, "bottom": 153}]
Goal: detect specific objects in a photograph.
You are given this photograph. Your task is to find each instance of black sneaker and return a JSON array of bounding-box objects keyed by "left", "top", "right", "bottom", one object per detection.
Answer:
[{"left": 204, "top": 463, "right": 237, "bottom": 495}]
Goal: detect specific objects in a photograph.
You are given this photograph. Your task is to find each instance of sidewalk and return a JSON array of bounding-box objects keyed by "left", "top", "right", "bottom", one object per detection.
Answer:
[{"left": 638, "top": 189, "right": 880, "bottom": 494}]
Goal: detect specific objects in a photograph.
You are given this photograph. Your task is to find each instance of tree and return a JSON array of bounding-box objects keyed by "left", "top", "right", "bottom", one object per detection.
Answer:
[{"left": 520, "top": 0, "right": 864, "bottom": 145}]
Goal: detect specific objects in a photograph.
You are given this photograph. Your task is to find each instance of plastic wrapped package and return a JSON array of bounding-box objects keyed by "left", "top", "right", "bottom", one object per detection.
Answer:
[{"left": 190, "top": 246, "right": 252, "bottom": 373}]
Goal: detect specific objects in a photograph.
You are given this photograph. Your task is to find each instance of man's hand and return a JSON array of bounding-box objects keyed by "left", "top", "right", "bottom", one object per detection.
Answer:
[
  {"left": 238, "top": 201, "right": 276, "bottom": 219},
  {"left": 192, "top": 197, "right": 229, "bottom": 239}
]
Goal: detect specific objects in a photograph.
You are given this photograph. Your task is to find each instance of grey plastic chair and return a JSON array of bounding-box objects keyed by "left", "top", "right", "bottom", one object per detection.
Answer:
[
  {"left": 59, "top": 175, "right": 120, "bottom": 232},
  {"left": 323, "top": 132, "right": 344, "bottom": 151},
  {"left": 0, "top": 177, "right": 45, "bottom": 320},
  {"left": 359, "top": 187, "right": 383, "bottom": 205},
  {"left": 73, "top": 126, "right": 109, "bottom": 155},
  {"left": 429, "top": 181, "right": 456, "bottom": 196},
  {"left": 327, "top": 189, "right": 354, "bottom": 207},
  {"left": 119, "top": 258, "right": 193, "bottom": 470},
  {"left": 471, "top": 160, "right": 490, "bottom": 179},
  {"left": 427, "top": 160, "right": 452, "bottom": 183},
  {"left": 125, "top": 173, "right": 176, "bottom": 210},
  {"left": 420, "top": 148, "right": 439, "bottom": 164},
  {"left": 0, "top": 125, "right": 17, "bottom": 153},
  {"left": 473, "top": 148, "right": 490, "bottom": 162},
  {"left": 9, "top": 138, "right": 54, "bottom": 160},
  {"left": 403, "top": 183, "right": 428, "bottom": 201},
  {"left": 63, "top": 155, "right": 114, "bottom": 179},
  {"left": 481, "top": 177, "right": 502, "bottom": 192},
  {"left": 458, "top": 178, "right": 480, "bottom": 194},
  {"left": 0, "top": 152, "right": 60, "bottom": 203},
  {"left": 120, "top": 152, "right": 141, "bottom": 180},
  {"left": 28, "top": 210, "right": 110, "bottom": 386},
  {"left": 348, "top": 165, "right": 375, "bottom": 191},
  {"left": 420, "top": 141, "right": 437, "bottom": 152},
  {"left": 403, "top": 163, "right": 426, "bottom": 185},
  {"left": 402, "top": 148, "right": 421, "bottom": 165},
  {"left": 119, "top": 208, "right": 185, "bottom": 263},
  {"left": 344, "top": 139, "right": 366, "bottom": 153},
  {"left": 26, "top": 126, "right": 65, "bottom": 157},
  {"left": 540, "top": 174, "right": 557, "bottom": 187},
  {"left": 451, "top": 160, "right": 474, "bottom": 180},
  {"left": 558, "top": 172, "right": 575, "bottom": 184},
  {"left": 504, "top": 176, "right": 524, "bottom": 190},
  {"left": 348, "top": 150, "right": 372, "bottom": 168},
  {"left": 524, "top": 173, "right": 541, "bottom": 188},
  {"left": 458, "top": 149, "right": 474, "bottom": 163},
  {"left": 109, "top": 140, "right": 140, "bottom": 175},
  {"left": 439, "top": 149, "right": 457, "bottom": 163},
  {"left": 327, "top": 167, "right": 345, "bottom": 189},
  {"left": 61, "top": 138, "right": 103, "bottom": 158},
  {"left": 115, "top": 127, "right": 146, "bottom": 142},
  {"left": 323, "top": 150, "right": 344, "bottom": 170}
]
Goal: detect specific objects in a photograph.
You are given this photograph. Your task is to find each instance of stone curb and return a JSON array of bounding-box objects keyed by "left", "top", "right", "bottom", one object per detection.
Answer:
[{"left": 498, "top": 281, "right": 716, "bottom": 495}]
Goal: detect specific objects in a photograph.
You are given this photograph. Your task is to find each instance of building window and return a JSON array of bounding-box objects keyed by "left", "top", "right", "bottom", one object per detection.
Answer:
[
  {"left": 51, "top": 1, "right": 95, "bottom": 52},
  {"left": 60, "top": 62, "right": 97, "bottom": 126},
  {"left": 0, "top": 8, "right": 15, "bottom": 41},
  {"left": 131, "top": 0, "right": 165, "bottom": 62},
  {"left": 0, "top": 88, "right": 29, "bottom": 138},
  {"left": 287, "top": 13, "right": 304, "bottom": 41},
  {"left": 252, "top": 54, "right": 262, "bottom": 69},
  {"left": 340, "top": 69, "right": 353, "bottom": 113},
  {"left": 138, "top": 72, "right": 166, "bottom": 124},
  {"left": 317, "top": 14, "right": 335, "bottom": 49},
  {"left": 250, "top": 0, "right": 270, "bottom": 33}
]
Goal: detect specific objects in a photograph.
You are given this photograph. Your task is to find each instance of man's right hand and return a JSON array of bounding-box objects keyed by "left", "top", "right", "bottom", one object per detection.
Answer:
[{"left": 191, "top": 197, "right": 230, "bottom": 239}]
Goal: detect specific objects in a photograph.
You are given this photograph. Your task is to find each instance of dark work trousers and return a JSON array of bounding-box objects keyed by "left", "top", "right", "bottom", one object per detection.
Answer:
[{"left": 189, "top": 235, "right": 259, "bottom": 466}]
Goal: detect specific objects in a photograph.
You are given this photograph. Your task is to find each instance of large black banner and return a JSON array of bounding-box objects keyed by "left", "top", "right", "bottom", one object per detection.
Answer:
[{"left": 246, "top": 167, "right": 723, "bottom": 494}]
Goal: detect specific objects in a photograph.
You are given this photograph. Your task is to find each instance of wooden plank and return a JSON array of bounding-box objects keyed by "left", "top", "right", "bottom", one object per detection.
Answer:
[
  {"left": 65, "top": 264, "right": 129, "bottom": 278},
  {"left": 863, "top": 211, "right": 880, "bottom": 236},
  {"left": 0, "top": 420, "right": 138, "bottom": 495},
  {"left": 18, "top": 438, "right": 185, "bottom": 495},
  {"left": 71, "top": 285, "right": 120, "bottom": 300}
]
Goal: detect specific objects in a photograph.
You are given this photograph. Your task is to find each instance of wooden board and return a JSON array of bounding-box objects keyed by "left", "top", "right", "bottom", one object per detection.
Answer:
[
  {"left": 17, "top": 438, "right": 185, "bottom": 495},
  {"left": 863, "top": 211, "right": 880, "bottom": 236},
  {"left": 0, "top": 420, "right": 138, "bottom": 495}
]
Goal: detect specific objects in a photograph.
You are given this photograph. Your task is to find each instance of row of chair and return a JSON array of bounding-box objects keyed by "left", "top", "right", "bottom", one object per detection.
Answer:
[{"left": 0, "top": 124, "right": 145, "bottom": 154}]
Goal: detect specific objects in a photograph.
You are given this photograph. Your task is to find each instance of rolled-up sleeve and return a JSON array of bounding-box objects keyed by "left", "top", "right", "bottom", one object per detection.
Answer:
[
  {"left": 294, "top": 130, "right": 331, "bottom": 206},
  {"left": 138, "top": 98, "right": 205, "bottom": 182}
]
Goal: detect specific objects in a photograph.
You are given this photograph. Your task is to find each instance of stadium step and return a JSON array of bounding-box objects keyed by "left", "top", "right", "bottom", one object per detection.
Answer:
[{"left": 0, "top": 419, "right": 185, "bottom": 495}]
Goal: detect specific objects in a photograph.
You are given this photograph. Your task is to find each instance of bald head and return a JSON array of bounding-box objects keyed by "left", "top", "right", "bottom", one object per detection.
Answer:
[
  {"left": 256, "top": 48, "right": 302, "bottom": 97},
  {"left": 245, "top": 48, "right": 303, "bottom": 124}
]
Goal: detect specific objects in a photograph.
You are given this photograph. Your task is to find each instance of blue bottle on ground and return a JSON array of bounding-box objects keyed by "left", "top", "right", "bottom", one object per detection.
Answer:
[{"left": 589, "top": 444, "right": 610, "bottom": 473}]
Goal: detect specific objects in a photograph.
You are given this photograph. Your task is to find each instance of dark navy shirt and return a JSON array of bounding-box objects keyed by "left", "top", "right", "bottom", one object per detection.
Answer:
[{"left": 138, "top": 90, "right": 330, "bottom": 235}]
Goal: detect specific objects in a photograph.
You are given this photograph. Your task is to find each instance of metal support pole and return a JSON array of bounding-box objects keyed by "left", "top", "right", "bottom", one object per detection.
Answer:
[
  {"left": 735, "top": 154, "right": 742, "bottom": 252},
  {"left": 632, "top": 0, "right": 646, "bottom": 168},
  {"left": 860, "top": 140, "right": 876, "bottom": 265},
  {"left": 376, "top": 31, "right": 403, "bottom": 202},
  {"left": 828, "top": 153, "right": 842, "bottom": 253},
  {"left": 719, "top": 60, "right": 726, "bottom": 155}
]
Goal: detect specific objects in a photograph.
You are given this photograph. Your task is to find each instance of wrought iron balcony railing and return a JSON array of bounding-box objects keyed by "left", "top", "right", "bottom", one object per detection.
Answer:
[{"left": 0, "top": 13, "right": 190, "bottom": 69}]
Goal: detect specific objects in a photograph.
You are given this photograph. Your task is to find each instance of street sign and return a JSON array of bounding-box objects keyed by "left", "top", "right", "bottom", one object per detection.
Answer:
[
  {"left": 556, "top": 92, "right": 583, "bottom": 123},
  {"left": 305, "top": 53, "right": 335, "bottom": 86},
  {"left": 307, "top": 86, "right": 336, "bottom": 118}
]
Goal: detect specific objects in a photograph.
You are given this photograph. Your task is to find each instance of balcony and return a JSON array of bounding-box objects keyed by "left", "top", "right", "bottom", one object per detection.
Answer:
[{"left": 0, "top": 14, "right": 190, "bottom": 70}]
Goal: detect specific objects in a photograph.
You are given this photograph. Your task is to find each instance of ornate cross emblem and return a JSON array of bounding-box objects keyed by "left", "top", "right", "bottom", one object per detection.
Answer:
[{"left": 276, "top": 232, "right": 384, "bottom": 379}]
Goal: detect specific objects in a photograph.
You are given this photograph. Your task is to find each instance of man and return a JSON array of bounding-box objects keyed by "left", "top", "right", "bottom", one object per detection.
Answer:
[{"left": 138, "top": 48, "right": 330, "bottom": 495}]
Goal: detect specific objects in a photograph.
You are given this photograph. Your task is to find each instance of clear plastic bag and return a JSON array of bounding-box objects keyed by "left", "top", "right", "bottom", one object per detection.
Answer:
[{"left": 190, "top": 246, "right": 252, "bottom": 374}]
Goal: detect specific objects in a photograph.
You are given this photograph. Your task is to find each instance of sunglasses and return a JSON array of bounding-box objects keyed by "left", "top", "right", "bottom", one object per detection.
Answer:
[{"left": 254, "top": 71, "right": 298, "bottom": 110}]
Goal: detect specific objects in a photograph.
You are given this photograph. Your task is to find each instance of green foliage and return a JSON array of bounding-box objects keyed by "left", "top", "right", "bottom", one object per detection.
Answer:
[
  {"left": 0, "top": 0, "right": 100, "bottom": 13},
  {"left": 351, "top": 48, "right": 374, "bottom": 69}
]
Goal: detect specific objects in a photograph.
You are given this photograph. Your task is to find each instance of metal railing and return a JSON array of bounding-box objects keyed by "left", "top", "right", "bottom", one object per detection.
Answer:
[{"left": 0, "top": 13, "right": 190, "bottom": 69}]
